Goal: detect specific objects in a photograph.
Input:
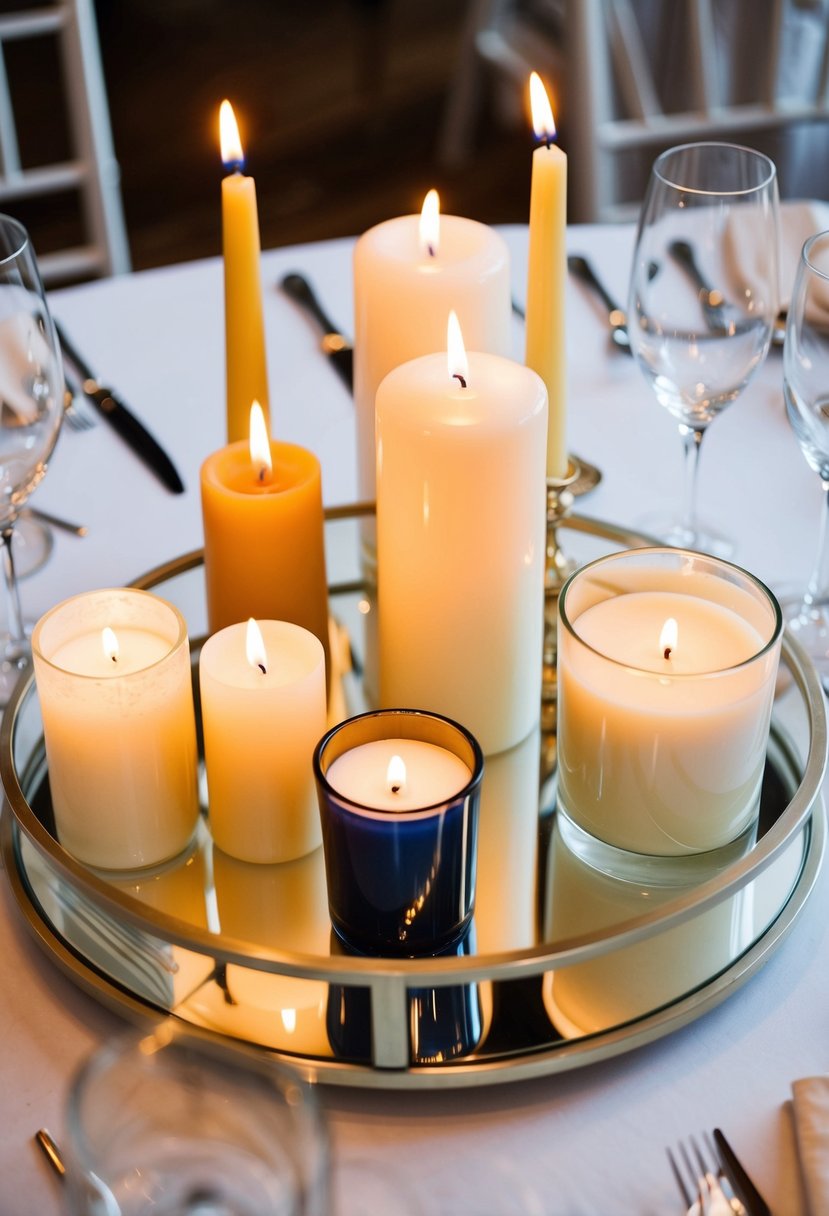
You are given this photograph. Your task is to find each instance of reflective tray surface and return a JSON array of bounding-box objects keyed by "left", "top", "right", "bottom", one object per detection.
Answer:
[{"left": 2, "top": 510, "right": 826, "bottom": 1089}]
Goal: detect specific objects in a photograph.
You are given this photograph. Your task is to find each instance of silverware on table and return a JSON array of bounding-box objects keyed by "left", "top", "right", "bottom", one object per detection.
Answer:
[
  {"left": 55, "top": 321, "right": 185, "bottom": 494},
  {"left": 668, "top": 239, "right": 786, "bottom": 348},
  {"left": 713, "top": 1127, "right": 772, "bottom": 1216},
  {"left": 34, "top": 1128, "right": 65, "bottom": 1179},
  {"left": 668, "top": 1134, "right": 745, "bottom": 1215},
  {"left": 279, "top": 272, "right": 354, "bottom": 389},
  {"left": 23, "top": 506, "right": 87, "bottom": 537},
  {"left": 567, "top": 254, "right": 632, "bottom": 352}
]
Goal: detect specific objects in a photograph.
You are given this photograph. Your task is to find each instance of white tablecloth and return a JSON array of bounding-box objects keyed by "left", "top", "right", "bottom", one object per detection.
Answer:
[{"left": 0, "top": 224, "right": 825, "bottom": 1215}]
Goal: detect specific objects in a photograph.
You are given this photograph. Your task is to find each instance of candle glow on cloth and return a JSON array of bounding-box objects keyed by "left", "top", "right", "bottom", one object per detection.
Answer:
[
  {"left": 200, "top": 404, "right": 330, "bottom": 680},
  {"left": 556, "top": 549, "right": 783, "bottom": 862},
  {"left": 314, "top": 710, "right": 484, "bottom": 954},
  {"left": 200, "top": 618, "right": 326, "bottom": 864},
  {"left": 220, "top": 99, "right": 269, "bottom": 444},
  {"left": 376, "top": 315, "right": 547, "bottom": 755},
  {"left": 31, "top": 589, "right": 199, "bottom": 871},
  {"left": 353, "top": 190, "right": 512, "bottom": 510},
  {"left": 525, "top": 71, "right": 568, "bottom": 479}
]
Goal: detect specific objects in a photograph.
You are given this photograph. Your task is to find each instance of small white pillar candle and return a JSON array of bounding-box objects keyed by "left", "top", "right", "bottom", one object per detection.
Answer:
[
  {"left": 31, "top": 589, "right": 199, "bottom": 871},
  {"left": 354, "top": 192, "right": 512, "bottom": 509},
  {"left": 557, "top": 549, "right": 783, "bottom": 857},
  {"left": 376, "top": 318, "right": 548, "bottom": 756},
  {"left": 199, "top": 618, "right": 326, "bottom": 863}
]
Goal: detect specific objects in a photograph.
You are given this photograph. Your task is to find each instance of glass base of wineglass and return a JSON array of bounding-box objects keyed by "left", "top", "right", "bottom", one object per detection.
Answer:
[
  {"left": 636, "top": 510, "right": 735, "bottom": 559},
  {"left": 778, "top": 591, "right": 829, "bottom": 684}
]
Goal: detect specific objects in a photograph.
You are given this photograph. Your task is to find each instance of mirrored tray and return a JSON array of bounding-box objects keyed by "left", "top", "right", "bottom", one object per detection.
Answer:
[{"left": 1, "top": 508, "right": 827, "bottom": 1089}]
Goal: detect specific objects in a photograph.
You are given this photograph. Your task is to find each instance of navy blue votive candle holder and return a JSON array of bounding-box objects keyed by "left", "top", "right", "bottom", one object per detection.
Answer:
[{"left": 313, "top": 709, "right": 484, "bottom": 955}]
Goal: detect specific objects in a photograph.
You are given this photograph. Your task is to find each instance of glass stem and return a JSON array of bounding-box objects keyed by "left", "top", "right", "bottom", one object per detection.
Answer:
[
  {"left": 679, "top": 423, "right": 706, "bottom": 541},
  {"left": 1, "top": 523, "right": 26, "bottom": 659},
  {"left": 802, "top": 479, "right": 829, "bottom": 610}
]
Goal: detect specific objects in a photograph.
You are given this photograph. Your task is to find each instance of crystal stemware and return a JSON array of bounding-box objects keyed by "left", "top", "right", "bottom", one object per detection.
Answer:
[
  {"left": 0, "top": 214, "right": 64, "bottom": 700},
  {"left": 628, "top": 141, "right": 779, "bottom": 556},
  {"left": 780, "top": 228, "right": 829, "bottom": 680}
]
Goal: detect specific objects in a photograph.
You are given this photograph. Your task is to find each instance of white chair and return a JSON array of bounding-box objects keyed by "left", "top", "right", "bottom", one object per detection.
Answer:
[{"left": 0, "top": 0, "right": 129, "bottom": 284}]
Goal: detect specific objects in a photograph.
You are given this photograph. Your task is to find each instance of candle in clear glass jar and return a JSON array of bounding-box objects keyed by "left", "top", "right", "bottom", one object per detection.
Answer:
[{"left": 31, "top": 589, "right": 199, "bottom": 871}]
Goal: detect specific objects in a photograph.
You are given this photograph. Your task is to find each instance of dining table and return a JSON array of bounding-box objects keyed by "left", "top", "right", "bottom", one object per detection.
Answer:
[{"left": 1, "top": 217, "right": 827, "bottom": 1216}]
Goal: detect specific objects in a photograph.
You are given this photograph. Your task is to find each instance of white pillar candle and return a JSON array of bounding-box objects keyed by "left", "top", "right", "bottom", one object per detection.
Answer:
[
  {"left": 31, "top": 590, "right": 199, "bottom": 871},
  {"left": 199, "top": 618, "right": 326, "bottom": 863},
  {"left": 354, "top": 193, "right": 512, "bottom": 509},
  {"left": 557, "top": 549, "right": 783, "bottom": 858},
  {"left": 325, "top": 738, "right": 471, "bottom": 811},
  {"left": 376, "top": 320, "right": 548, "bottom": 756}
]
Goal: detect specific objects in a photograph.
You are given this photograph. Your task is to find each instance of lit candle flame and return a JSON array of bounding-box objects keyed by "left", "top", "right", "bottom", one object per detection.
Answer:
[
  {"left": 219, "top": 99, "right": 244, "bottom": 170},
  {"left": 102, "top": 626, "right": 119, "bottom": 664},
  {"left": 660, "top": 617, "right": 678, "bottom": 661},
  {"left": 249, "top": 400, "right": 272, "bottom": 484},
  {"left": 447, "top": 310, "right": 469, "bottom": 389},
  {"left": 419, "top": 188, "right": 440, "bottom": 258},
  {"left": 246, "top": 617, "right": 268, "bottom": 675},
  {"left": 529, "top": 71, "right": 556, "bottom": 143},
  {"left": 387, "top": 754, "right": 406, "bottom": 795}
]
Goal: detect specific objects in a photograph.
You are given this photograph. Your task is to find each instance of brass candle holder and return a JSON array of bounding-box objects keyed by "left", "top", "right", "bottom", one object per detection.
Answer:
[{"left": 542, "top": 458, "right": 585, "bottom": 774}]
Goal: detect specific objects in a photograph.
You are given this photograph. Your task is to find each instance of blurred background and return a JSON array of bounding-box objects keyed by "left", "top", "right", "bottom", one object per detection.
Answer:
[{"left": 2, "top": 0, "right": 829, "bottom": 282}]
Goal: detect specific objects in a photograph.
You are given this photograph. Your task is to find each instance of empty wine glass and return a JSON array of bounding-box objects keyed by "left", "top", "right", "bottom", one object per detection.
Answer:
[
  {"left": 628, "top": 141, "right": 779, "bottom": 556},
  {"left": 781, "top": 229, "right": 829, "bottom": 680},
  {"left": 0, "top": 214, "right": 64, "bottom": 700}
]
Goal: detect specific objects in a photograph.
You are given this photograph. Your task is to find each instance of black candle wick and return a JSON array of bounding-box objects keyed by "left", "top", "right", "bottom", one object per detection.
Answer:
[
  {"left": 452, "top": 373, "right": 467, "bottom": 389},
  {"left": 663, "top": 647, "right": 672, "bottom": 660},
  {"left": 391, "top": 784, "right": 401, "bottom": 794},
  {"left": 257, "top": 663, "right": 267, "bottom": 675}
]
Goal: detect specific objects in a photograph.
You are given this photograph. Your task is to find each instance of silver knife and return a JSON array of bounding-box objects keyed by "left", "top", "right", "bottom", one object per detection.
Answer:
[{"left": 55, "top": 321, "right": 185, "bottom": 494}]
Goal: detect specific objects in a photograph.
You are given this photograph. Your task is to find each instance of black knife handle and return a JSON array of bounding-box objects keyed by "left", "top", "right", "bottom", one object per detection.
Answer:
[
  {"left": 280, "top": 272, "right": 344, "bottom": 338},
  {"left": 91, "top": 387, "right": 185, "bottom": 494},
  {"left": 668, "top": 239, "right": 713, "bottom": 295},
  {"left": 567, "top": 254, "right": 622, "bottom": 315}
]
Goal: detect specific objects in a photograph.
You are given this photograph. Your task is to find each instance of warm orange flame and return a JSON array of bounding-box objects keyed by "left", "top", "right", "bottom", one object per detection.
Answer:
[
  {"left": 249, "top": 400, "right": 272, "bottom": 483},
  {"left": 387, "top": 754, "right": 406, "bottom": 794},
  {"left": 529, "top": 72, "right": 556, "bottom": 142},
  {"left": 246, "top": 617, "right": 268, "bottom": 674},
  {"left": 419, "top": 188, "right": 440, "bottom": 257},
  {"left": 101, "top": 626, "right": 119, "bottom": 663},
  {"left": 660, "top": 617, "right": 678, "bottom": 659},
  {"left": 447, "top": 310, "right": 469, "bottom": 387},
  {"left": 219, "top": 99, "right": 244, "bottom": 166}
]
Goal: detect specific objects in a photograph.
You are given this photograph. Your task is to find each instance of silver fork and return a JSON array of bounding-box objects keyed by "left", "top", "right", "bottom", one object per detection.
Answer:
[
  {"left": 63, "top": 384, "right": 96, "bottom": 432},
  {"left": 667, "top": 1134, "right": 746, "bottom": 1215}
]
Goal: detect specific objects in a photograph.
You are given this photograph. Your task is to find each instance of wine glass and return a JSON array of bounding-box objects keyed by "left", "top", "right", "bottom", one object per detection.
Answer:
[
  {"left": 781, "top": 229, "right": 829, "bottom": 680},
  {"left": 628, "top": 141, "right": 779, "bottom": 556},
  {"left": 0, "top": 214, "right": 64, "bottom": 700}
]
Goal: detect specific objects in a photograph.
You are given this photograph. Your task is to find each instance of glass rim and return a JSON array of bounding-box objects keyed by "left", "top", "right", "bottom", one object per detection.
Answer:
[
  {"left": 800, "top": 228, "right": 829, "bottom": 284},
  {"left": 31, "top": 587, "right": 190, "bottom": 680},
  {"left": 652, "top": 141, "right": 777, "bottom": 198},
  {"left": 314, "top": 707, "right": 485, "bottom": 819},
  {"left": 0, "top": 214, "right": 30, "bottom": 266},
  {"left": 559, "top": 546, "right": 783, "bottom": 678}
]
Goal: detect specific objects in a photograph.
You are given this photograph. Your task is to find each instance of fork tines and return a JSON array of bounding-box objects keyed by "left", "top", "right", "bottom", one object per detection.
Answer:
[{"left": 666, "top": 1133, "right": 747, "bottom": 1214}]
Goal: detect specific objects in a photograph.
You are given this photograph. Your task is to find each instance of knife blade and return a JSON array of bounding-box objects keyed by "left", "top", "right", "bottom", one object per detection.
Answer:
[
  {"left": 279, "top": 272, "right": 354, "bottom": 390},
  {"left": 713, "top": 1128, "right": 771, "bottom": 1216},
  {"left": 54, "top": 320, "right": 185, "bottom": 494}
]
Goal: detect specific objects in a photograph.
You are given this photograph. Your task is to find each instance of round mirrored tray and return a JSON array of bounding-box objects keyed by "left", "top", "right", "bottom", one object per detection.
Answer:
[{"left": 1, "top": 508, "right": 826, "bottom": 1089}]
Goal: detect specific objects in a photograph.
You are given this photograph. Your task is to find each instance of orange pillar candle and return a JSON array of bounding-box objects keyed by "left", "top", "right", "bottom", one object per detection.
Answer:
[
  {"left": 525, "top": 72, "right": 568, "bottom": 480},
  {"left": 200, "top": 403, "right": 330, "bottom": 679},
  {"left": 220, "top": 99, "right": 270, "bottom": 444}
]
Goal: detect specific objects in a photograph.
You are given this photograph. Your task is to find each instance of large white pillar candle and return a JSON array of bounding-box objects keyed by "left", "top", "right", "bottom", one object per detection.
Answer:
[
  {"left": 31, "top": 589, "right": 199, "bottom": 871},
  {"left": 376, "top": 318, "right": 548, "bottom": 756},
  {"left": 353, "top": 192, "right": 512, "bottom": 509},
  {"left": 199, "top": 618, "right": 326, "bottom": 864},
  {"left": 557, "top": 548, "right": 783, "bottom": 860}
]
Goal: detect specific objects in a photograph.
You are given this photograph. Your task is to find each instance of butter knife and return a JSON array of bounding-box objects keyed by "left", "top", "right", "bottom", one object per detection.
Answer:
[
  {"left": 55, "top": 321, "right": 185, "bottom": 494},
  {"left": 279, "top": 272, "right": 354, "bottom": 390}
]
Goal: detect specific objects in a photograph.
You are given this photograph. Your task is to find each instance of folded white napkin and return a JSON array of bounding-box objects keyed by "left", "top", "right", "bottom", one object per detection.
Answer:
[
  {"left": 724, "top": 198, "right": 829, "bottom": 318},
  {"left": 792, "top": 1076, "right": 829, "bottom": 1215}
]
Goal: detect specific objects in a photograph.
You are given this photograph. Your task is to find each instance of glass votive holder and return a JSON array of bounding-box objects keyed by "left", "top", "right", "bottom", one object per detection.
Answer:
[
  {"left": 31, "top": 588, "right": 200, "bottom": 871},
  {"left": 556, "top": 547, "right": 782, "bottom": 878},
  {"left": 63, "top": 1020, "right": 329, "bottom": 1216},
  {"left": 313, "top": 708, "right": 484, "bottom": 955}
]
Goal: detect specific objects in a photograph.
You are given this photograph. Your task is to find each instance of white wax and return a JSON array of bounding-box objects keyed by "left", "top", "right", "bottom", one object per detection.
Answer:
[
  {"left": 376, "top": 350, "right": 547, "bottom": 756},
  {"left": 325, "top": 739, "right": 471, "bottom": 812},
  {"left": 353, "top": 214, "right": 511, "bottom": 507},
  {"left": 557, "top": 579, "right": 780, "bottom": 854},
  {"left": 200, "top": 620, "right": 326, "bottom": 864},
  {"left": 32, "top": 590, "right": 199, "bottom": 871}
]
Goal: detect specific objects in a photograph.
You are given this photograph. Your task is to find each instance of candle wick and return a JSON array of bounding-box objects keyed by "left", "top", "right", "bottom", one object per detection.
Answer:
[
  {"left": 110, "top": 654, "right": 117, "bottom": 663},
  {"left": 257, "top": 662, "right": 267, "bottom": 675},
  {"left": 427, "top": 243, "right": 436, "bottom": 258},
  {"left": 452, "top": 373, "right": 467, "bottom": 389},
  {"left": 663, "top": 646, "right": 672, "bottom": 660},
  {"left": 224, "top": 160, "right": 244, "bottom": 175},
  {"left": 391, "top": 784, "right": 401, "bottom": 794},
  {"left": 258, "top": 465, "right": 267, "bottom": 483}
]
